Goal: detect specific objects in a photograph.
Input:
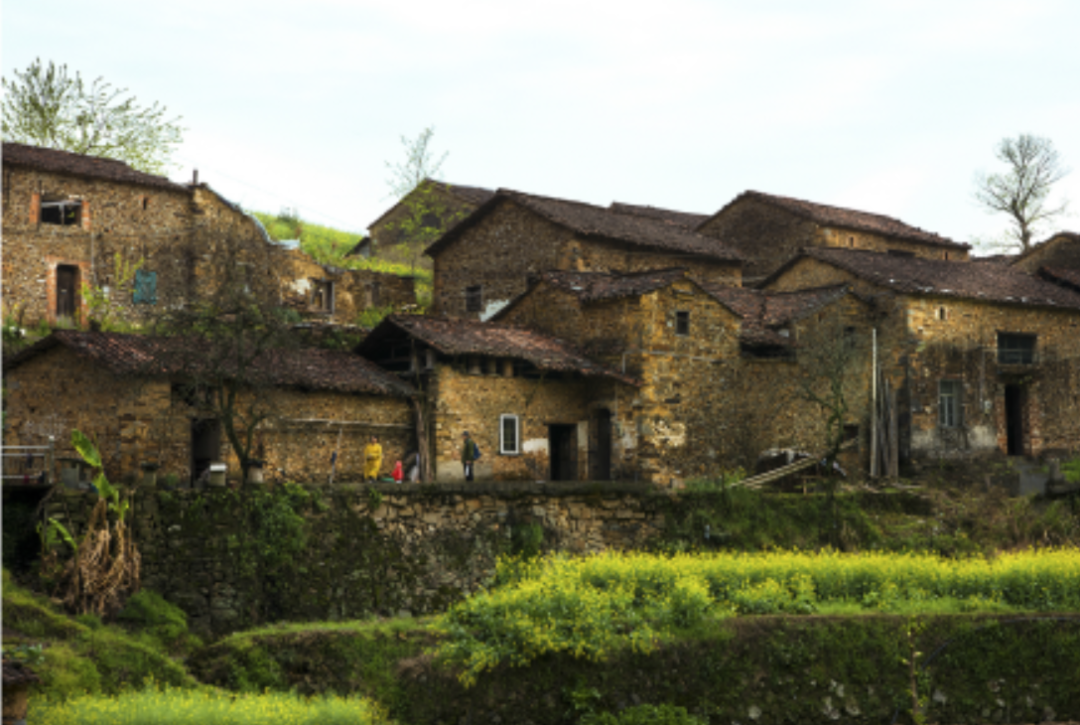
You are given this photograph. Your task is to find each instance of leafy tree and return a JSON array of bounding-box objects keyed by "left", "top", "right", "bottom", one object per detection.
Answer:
[
  {"left": 385, "top": 126, "right": 448, "bottom": 199},
  {"left": 2, "top": 58, "right": 183, "bottom": 175},
  {"left": 974, "top": 134, "right": 1070, "bottom": 253},
  {"left": 382, "top": 127, "right": 468, "bottom": 270}
]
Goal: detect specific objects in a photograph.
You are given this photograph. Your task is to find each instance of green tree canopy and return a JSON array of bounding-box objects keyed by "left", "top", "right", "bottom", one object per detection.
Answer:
[{"left": 2, "top": 58, "right": 184, "bottom": 175}]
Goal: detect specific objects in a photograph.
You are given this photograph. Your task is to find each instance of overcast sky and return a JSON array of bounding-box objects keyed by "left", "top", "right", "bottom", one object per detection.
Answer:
[{"left": 5, "top": 0, "right": 1079, "bottom": 251}]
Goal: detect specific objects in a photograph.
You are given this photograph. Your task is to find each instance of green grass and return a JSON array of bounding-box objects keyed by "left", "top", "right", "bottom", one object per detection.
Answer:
[
  {"left": 250, "top": 210, "right": 432, "bottom": 287},
  {"left": 1, "top": 570, "right": 200, "bottom": 700},
  {"left": 27, "top": 686, "right": 392, "bottom": 725}
]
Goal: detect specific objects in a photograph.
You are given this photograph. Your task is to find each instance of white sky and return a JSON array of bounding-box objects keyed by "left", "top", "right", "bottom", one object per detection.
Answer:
[{"left": 5, "top": 0, "right": 1079, "bottom": 251}]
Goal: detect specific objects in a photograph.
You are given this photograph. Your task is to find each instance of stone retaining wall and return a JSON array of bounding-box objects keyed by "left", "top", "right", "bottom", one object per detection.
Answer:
[{"left": 42, "top": 481, "right": 665, "bottom": 637}]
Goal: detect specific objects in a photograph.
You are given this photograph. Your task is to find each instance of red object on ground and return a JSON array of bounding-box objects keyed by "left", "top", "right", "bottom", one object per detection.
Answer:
[{"left": 392, "top": 461, "right": 403, "bottom": 483}]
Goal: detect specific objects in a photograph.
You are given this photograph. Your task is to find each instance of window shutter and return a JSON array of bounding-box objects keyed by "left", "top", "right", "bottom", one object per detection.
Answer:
[{"left": 133, "top": 269, "right": 158, "bottom": 305}]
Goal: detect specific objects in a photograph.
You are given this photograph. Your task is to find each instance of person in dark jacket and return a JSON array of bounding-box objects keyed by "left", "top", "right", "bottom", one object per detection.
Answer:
[{"left": 461, "top": 431, "right": 479, "bottom": 482}]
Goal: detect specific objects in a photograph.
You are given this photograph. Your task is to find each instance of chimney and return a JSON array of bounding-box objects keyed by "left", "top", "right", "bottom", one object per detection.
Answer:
[{"left": 192, "top": 168, "right": 199, "bottom": 185}]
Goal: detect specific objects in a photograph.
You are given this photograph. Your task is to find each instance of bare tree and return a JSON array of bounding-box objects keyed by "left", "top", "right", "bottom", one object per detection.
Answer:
[
  {"left": 974, "top": 134, "right": 1070, "bottom": 253},
  {"left": 2, "top": 58, "right": 184, "bottom": 175},
  {"left": 385, "top": 126, "right": 448, "bottom": 200}
]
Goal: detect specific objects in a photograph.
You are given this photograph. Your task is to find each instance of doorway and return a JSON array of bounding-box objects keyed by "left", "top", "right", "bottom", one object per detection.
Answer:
[
  {"left": 589, "top": 409, "right": 612, "bottom": 481},
  {"left": 548, "top": 424, "right": 577, "bottom": 482},
  {"left": 1004, "top": 385, "right": 1025, "bottom": 456},
  {"left": 56, "top": 264, "right": 80, "bottom": 320},
  {"left": 191, "top": 418, "right": 221, "bottom": 484}
]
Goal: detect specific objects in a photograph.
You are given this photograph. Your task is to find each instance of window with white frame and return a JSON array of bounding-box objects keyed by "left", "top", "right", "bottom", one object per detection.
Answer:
[
  {"left": 499, "top": 414, "right": 520, "bottom": 455},
  {"left": 939, "top": 380, "right": 961, "bottom": 429}
]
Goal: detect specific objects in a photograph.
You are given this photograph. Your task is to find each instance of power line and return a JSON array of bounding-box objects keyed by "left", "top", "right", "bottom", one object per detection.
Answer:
[{"left": 172, "top": 154, "right": 365, "bottom": 233}]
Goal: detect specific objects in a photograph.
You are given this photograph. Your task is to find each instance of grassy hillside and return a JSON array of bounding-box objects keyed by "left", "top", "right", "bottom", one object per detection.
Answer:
[{"left": 250, "top": 210, "right": 431, "bottom": 284}]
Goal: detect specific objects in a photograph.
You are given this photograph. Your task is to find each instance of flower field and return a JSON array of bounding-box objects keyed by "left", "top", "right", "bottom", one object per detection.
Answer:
[
  {"left": 436, "top": 549, "right": 1080, "bottom": 684},
  {"left": 28, "top": 686, "right": 391, "bottom": 725}
]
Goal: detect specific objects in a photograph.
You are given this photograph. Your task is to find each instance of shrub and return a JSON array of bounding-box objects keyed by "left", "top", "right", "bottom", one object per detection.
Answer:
[{"left": 582, "top": 704, "right": 706, "bottom": 725}]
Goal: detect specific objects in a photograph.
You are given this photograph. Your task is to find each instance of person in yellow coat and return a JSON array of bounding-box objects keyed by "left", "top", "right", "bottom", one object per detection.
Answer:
[{"left": 363, "top": 435, "right": 383, "bottom": 481}]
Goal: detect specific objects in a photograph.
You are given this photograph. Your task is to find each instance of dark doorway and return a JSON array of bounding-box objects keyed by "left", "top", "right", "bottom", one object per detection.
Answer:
[
  {"left": 191, "top": 418, "right": 221, "bottom": 484},
  {"left": 1004, "top": 385, "right": 1025, "bottom": 456},
  {"left": 548, "top": 424, "right": 577, "bottom": 482},
  {"left": 56, "top": 265, "right": 79, "bottom": 319},
  {"left": 589, "top": 409, "right": 612, "bottom": 481}
]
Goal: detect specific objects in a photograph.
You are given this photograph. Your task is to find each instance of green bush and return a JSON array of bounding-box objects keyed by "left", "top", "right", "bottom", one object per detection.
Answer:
[
  {"left": 583, "top": 704, "right": 705, "bottom": 725},
  {"left": 28, "top": 686, "right": 392, "bottom": 725},
  {"left": 117, "top": 590, "right": 202, "bottom": 655}
]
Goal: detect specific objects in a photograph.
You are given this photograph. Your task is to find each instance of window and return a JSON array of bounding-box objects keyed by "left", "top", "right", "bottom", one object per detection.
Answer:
[
  {"left": 41, "top": 199, "right": 82, "bottom": 226},
  {"left": 133, "top": 269, "right": 158, "bottom": 305},
  {"left": 997, "top": 333, "right": 1036, "bottom": 365},
  {"left": 939, "top": 380, "right": 961, "bottom": 428},
  {"left": 500, "top": 414, "right": 520, "bottom": 455},
  {"left": 848, "top": 236, "right": 855, "bottom": 247},
  {"left": 465, "top": 285, "right": 483, "bottom": 313},
  {"left": 141, "top": 195, "right": 150, "bottom": 211},
  {"left": 936, "top": 307, "right": 948, "bottom": 321},
  {"left": 312, "top": 280, "right": 335, "bottom": 312},
  {"left": 675, "top": 310, "right": 690, "bottom": 336}
]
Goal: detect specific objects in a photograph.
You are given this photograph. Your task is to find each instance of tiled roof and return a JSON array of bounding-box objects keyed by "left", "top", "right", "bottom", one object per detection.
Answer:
[
  {"left": 4, "top": 331, "right": 414, "bottom": 397},
  {"left": 608, "top": 202, "right": 710, "bottom": 230},
  {"left": 368, "top": 179, "right": 495, "bottom": 230},
  {"left": 2, "top": 142, "right": 187, "bottom": 191},
  {"left": 703, "top": 284, "right": 853, "bottom": 347},
  {"left": 1011, "top": 231, "right": 1080, "bottom": 266},
  {"left": 437, "top": 180, "right": 496, "bottom": 206},
  {"left": 357, "top": 314, "right": 637, "bottom": 384},
  {"left": 706, "top": 190, "right": 969, "bottom": 250},
  {"left": 426, "top": 189, "right": 743, "bottom": 263},
  {"left": 1040, "top": 266, "right": 1080, "bottom": 292},
  {"left": 768, "top": 248, "right": 1080, "bottom": 310},
  {"left": 539, "top": 268, "right": 691, "bottom": 302}
]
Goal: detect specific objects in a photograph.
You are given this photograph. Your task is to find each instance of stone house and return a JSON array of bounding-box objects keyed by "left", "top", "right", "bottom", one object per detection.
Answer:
[
  {"left": 2, "top": 331, "right": 416, "bottom": 484},
  {"left": 356, "top": 314, "right": 637, "bottom": 483},
  {"left": 1, "top": 142, "right": 413, "bottom": 329},
  {"left": 1010, "top": 231, "right": 1080, "bottom": 275},
  {"left": 761, "top": 247, "right": 1080, "bottom": 461},
  {"left": 368, "top": 179, "right": 494, "bottom": 250},
  {"left": 694, "top": 191, "right": 972, "bottom": 283},
  {"left": 493, "top": 268, "right": 876, "bottom": 484},
  {"left": 425, "top": 189, "right": 743, "bottom": 320},
  {"left": 279, "top": 248, "right": 416, "bottom": 322}
]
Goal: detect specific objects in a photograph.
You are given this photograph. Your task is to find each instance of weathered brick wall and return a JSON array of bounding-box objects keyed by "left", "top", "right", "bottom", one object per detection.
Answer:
[
  {"left": 763, "top": 258, "right": 1080, "bottom": 460},
  {"left": 426, "top": 362, "right": 606, "bottom": 482},
  {"left": 432, "top": 200, "right": 740, "bottom": 320},
  {"left": 370, "top": 184, "right": 477, "bottom": 249},
  {"left": 2, "top": 165, "right": 195, "bottom": 325},
  {"left": 431, "top": 200, "right": 571, "bottom": 318},
  {"left": 697, "top": 199, "right": 967, "bottom": 282},
  {"left": 3, "top": 347, "right": 417, "bottom": 485},
  {"left": 281, "top": 250, "right": 416, "bottom": 324},
  {"left": 564, "top": 238, "right": 742, "bottom": 288},
  {"left": 1011, "top": 234, "right": 1080, "bottom": 274},
  {"left": 2, "top": 346, "right": 186, "bottom": 479},
  {"left": 41, "top": 481, "right": 663, "bottom": 635}
]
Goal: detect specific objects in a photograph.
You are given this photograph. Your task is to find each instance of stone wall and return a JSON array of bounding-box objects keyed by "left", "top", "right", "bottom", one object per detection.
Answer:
[
  {"left": 2, "top": 345, "right": 417, "bottom": 485},
  {"left": 2, "top": 164, "right": 196, "bottom": 325},
  {"left": 41, "top": 481, "right": 663, "bottom": 636},
  {"left": 1011, "top": 233, "right": 1080, "bottom": 274},
  {"left": 431, "top": 199, "right": 740, "bottom": 320},
  {"left": 425, "top": 362, "right": 615, "bottom": 482},
  {"left": 431, "top": 199, "right": 571, "bottom": 318},
  {"left": 697, "top": 198, "right": 967, "bottom": 282},
  {"left": 763, "top": 258, "right": 1080, "bottom": 460},
  {"left": 280, "top": 249, "right": 416, "bottom": 324}
]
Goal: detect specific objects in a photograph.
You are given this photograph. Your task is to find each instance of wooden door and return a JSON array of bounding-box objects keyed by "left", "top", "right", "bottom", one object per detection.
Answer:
[{"left": 56, "top": 265, "right": 79, "bottom": 319}]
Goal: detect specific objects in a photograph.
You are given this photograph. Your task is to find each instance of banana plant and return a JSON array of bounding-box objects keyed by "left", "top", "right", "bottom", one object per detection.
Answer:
[{"left": 71, "top": 429, "right": 129, "bottom": 522}]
